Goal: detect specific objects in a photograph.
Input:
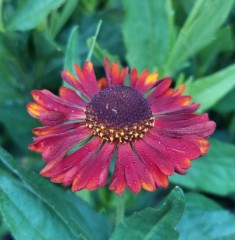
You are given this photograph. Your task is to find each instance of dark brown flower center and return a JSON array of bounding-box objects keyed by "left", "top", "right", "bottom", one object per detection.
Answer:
[{"left": 85, "top": 86, "right": 154, "bottom": 143}]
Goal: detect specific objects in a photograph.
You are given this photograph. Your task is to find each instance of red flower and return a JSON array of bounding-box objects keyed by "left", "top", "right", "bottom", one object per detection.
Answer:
[{"left": 27, "top": 58, "right": 216, "bottom": 194}]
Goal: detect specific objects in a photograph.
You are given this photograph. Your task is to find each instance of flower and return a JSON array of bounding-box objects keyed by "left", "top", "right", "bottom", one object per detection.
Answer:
[{"left": 27, "top": 58, "right": 216, "bottom": 194}]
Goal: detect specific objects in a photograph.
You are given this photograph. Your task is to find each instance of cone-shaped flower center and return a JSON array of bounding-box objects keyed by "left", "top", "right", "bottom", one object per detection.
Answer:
[{"left": 85, "top": 86, "right": 154, "bottom": 143}]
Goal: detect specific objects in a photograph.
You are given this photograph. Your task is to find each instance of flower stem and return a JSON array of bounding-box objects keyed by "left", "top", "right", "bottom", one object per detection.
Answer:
[{"left": 115, "top": 193, "right": 125, "bottom": 226}]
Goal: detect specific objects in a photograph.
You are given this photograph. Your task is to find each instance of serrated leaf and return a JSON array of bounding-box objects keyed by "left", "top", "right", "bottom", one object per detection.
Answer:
[
  {"left": 111, "top": 187, "right": 185, "bottom": 240},
  {"left": 163, "top": 0, "right": 234, "bottom": 75},
  {"left": 186, "top": 63, "right": 235, "bottom": 113},
  {"left": 122, "top": 0, "right": 174, "bottom": 72},
  {"left": 0, "top": 175, "right": 79, "bottom": 240},
  {"left": 178, "top": 193, "right": 235, "bottom": 240},
  {"left": 0, "top": 147, "right": 112, "bottom": 240},
  {"left": 5, "top": 0, "right": 65, "bottom": 31},
  {"left": 171, "top": 139, "right": 235, "bottom": 196}
]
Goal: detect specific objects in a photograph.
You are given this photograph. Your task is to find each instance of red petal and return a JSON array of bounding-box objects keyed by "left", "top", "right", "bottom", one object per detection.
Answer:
[
  {"left": 147, "top": 78, "right": 172, "bottom": 102},
  {"left": 98, "top": 77, "right": 109, "bottom": 90},
  {"left": 130, "top": 68, "right": 138, "bottom": 88},
  {"left": 29, "top": 126, "right": 91, "bottom": 162},
  {"left": 152, "top": 102, "right": 200, "bottom": 115},
  {"left": 135, "top": 71, "right": 159, "bottom": 94},
  {"left": 133, "top": 139, "right": 174, "bottom": 176},
  {"left": 133, "top": 140, "right": 169, "bottom": 188},
  {"left": 32, "top": 122, "right": 84, "bottom": 136},
  {"left": 31, "top": 89, "right": 85, "bottom": 113},
  {"left": 61, "top": 70, "right": 89, "bottom": 99},
  {"left": 104, "top": 57, "right": 111, "bottom": 86},
  {"left": 153, "top": 115, "right": 216, "bottom": 138},
  {"left": 41, "top": 137, "right": 102, "bottom": 177},
  {"left": 74, "top": 62, "right": 99, "bottom": 98},
  {"left": 27, "top": 102, "right": 85, "bottom": 126},
  {"left": 59, "top": 86, "right": 87, "bottom": 107},
  {"left": 144, "top": 131, "right": 210, "bottom": 173},
  {"left": 109, "top": 143, "right": 156, "bottom": 194},
  {"left": 104, "top": 57, "right": 128, "bottom": 86},
  {"left": 71, "top": 142, "right": 115, "bottom": 191}
]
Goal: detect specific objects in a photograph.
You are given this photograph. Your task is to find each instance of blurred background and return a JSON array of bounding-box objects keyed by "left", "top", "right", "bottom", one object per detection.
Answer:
[{"left": 0, "top": 0, "right": 235, "bottom": 239}]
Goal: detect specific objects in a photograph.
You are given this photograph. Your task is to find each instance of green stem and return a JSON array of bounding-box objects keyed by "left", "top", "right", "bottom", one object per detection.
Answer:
[{"left": 115, "top": 194, "right": 125, "bottom": 226}]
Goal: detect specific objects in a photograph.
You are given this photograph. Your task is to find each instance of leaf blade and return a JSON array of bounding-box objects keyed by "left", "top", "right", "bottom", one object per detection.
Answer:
[
  {"left": 122, "top": 0, "right": 174, "bottom": 72},
  {"left": 111, "top": 187, "right": 185, "bottom": 240},
  {"left": 6, "top": 0, "right": 65, "bottom": 31},
  {"left": 171, "top": 139, "right": 235, "bottom": 196}
]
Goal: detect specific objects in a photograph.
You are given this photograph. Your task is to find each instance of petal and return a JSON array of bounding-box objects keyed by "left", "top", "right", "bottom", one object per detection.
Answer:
[
  {"left": 41, "top": 137, "right": 102, "bottom": 177},
  {"left": 104, "top": 57, "right": 128, "bottom": 86},
  {"left": 153, "top": 115, "right": 216, "bottom": 138},
  {"left": 31, "top": 89, "right": 85, "bottom": 113},
  {"left": 97, "top": 77, "right": 109, "bottom": 90},
  {"left": 32, "top": 122, "right": 84, "bottom": 136},
  {"left": 75, "top": 61, "right": 99, "bottom": 98},
  {"left": 133, "top": 139, "right": 174, "bottom": 176},
  {"left": 109, "top": 143, "right": 156, "bottom": 194},
  {"left": 130, "top": 68, "right": 159, "bottom": 94},
  {"left": 59, "top": 86, "right": 87, "bottom": 107},
  {"left": 61, "top": 70, "right": 89, "bottom": 99},
  {"left": 27, "top": 102, "right": 85, "bottom": 126},
  {"left": 133, "top": 141, "right": 169, "bottom": 188},
  {"left": 147, "top": 78, "right": 172, "bottom": 102},
  {"left": 71, "top": 142, "right": 115, "bottom": 191},
  {"left": 147, "top": 80, "right": 199, "bottom": 116},
  {"left": 145, "top": 131, "right": 210, "bottom": 174},
  {"left": 29, "top": 126, "right": 92, "bottom": 162},
  {"left": 152, "top": 102, "right": 200, "bottom": 115}
]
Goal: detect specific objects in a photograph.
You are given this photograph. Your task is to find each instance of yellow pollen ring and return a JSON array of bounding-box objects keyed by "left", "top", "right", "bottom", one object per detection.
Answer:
[{"left": 86, "top": 116, "right": 155, "bottom": 143}]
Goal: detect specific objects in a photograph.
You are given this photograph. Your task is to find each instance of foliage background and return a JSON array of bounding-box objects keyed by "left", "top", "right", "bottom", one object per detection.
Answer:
[{"left": 0, "top": 0, "right": 235, "bottom": 239}]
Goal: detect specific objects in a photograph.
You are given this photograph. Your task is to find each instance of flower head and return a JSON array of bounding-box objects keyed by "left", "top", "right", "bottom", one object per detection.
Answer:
[{"left": 27, "top": 58, "right": 216, "bottom": 194}]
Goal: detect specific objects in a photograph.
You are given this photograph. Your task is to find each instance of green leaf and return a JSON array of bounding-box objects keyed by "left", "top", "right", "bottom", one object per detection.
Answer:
[
  {"left": 111, "top": 187, "right": 185, "bottom": 240},
  {"left": 186, "top": 63, "right": 235, "bottom": 113},
  {"left": 0, "top": 175, "right": 79, "bottom": 240},
  {"left": 0, "top": 104, "right": 37, "bottom": 150},
  {"left": 86, "top": 20, "right": 102, "bottom": 61},
  {"left": 213, "top": 88, "right": 235, "bottom": 113},
  {"left": 87, "top": 40, "right": 121, "bottom": 66},
  {"left": 178, "top": 193, "right": 235, "bottom": 240},
  {"left": 5, "top": 0, "right": 65, "bottom": 31},
  {"left": 64, "top": 26, "right": 80, "bottom": 73},
  {"left": 163, "top": 0, "right": 234, "bottom": 75},
  {"left": 122, "top": 0, "right": 174, "bottom": 72},
  {"left": 197, "top": 26, "right": 234, "bottom": 75},
  {"left": 49, "top": 0, "right": 79, "bottom": 39},
  {"left": 171, "top": 139, "right": 235, "bottom": 196},
  {"left": 0, "top": 147, "right": 112, "bottom": 240}
]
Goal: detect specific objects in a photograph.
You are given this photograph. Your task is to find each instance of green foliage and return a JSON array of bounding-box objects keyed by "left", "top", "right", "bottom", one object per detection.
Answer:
[
  {"left": 4, "top": 0, "right": 65, "bottom": 31},
  {"left": 0, "top": 175, "right": 79, "bottom": 240},
  {"left": 163, "top": 0, "right": 234, "bottom": 75},
  {"left": 122, "top": 0, "right": 174, "bottom": 73},
  {"left": 111, "top": 187, "right": 185, "bottom": 240},
  {"left": 178, "top": 193, "right": 235, "bottom": 240},
  {"left": 64, "top": 26, "right": 80, "bottom": 73},
  {"left": 0, "top": 0, "right": 235, "bottom": 239},
  {"left": 186, "top": 63, "right": 235, "bottom": 113},
  {"left": 171, "top": 139, "right": 235, "bottom": 196},
  {"left": 0, "top": 147, "right": 112, "bottom": 240}
]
